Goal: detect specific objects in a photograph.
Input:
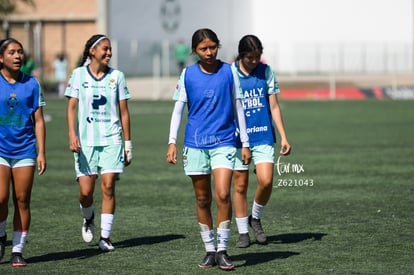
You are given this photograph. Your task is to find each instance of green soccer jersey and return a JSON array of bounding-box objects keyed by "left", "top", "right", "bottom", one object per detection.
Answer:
[{"left": 65, "top": 66, "right": 131, "bottom": 146}]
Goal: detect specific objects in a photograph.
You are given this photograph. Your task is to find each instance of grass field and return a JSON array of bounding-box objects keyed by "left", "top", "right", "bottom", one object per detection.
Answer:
[{"left": 1, "top": 98, "right": 413, "bottom": 274}]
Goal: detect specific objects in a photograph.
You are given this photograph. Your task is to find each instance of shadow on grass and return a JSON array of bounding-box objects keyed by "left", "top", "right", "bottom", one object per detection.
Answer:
[
  {"left": 18, "top": 234, "right": 185, "bottom": 264},
  {"left": 13, "top": 247, "right": 101, "bottom": 264},
  {"left": 114, "top": 234, "right": 185, "bottom": 248},
  {"left": 231, "top": 233, "right": 326, "bottom": 267},
  {"left": 267, "top": 232, "right": 327, "bottom": 244},
  {"left": 232, "top": 251, "right": 300, "bottom": 267}
]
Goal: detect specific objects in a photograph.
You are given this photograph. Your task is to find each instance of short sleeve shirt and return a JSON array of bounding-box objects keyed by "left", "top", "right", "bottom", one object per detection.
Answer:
[
  {"left": 65, "top": 66, "right": 131, "bottom": 146},
  {"left": 0, "top": 73, "right": 45, "bottom": 159}
]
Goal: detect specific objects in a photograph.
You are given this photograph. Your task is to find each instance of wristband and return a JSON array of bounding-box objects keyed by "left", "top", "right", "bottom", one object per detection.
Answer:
[{"left": 125, "top": 140, "right": 133, "bottom": 163}]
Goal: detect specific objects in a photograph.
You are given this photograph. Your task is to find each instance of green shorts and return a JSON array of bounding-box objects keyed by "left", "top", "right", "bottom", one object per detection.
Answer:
[
  {"left": 74, "top": 144, "right": 124, "bottom": 177},
  {"left": 182, "top": 146, "right": 236, "bottom": 175},
  {"left": 234, "top": 144, "right": 275, "bottom": 171},
  {"left": 0, "top": 156, "right": 35, "bottom": 168}
]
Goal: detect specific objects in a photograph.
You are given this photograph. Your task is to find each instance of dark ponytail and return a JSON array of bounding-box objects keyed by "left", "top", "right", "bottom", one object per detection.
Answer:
[
  {"left": 79, "top": 34, "right": 108, "bottom": 66},
  {"left": 237, "top": 35, "right": 263, "bottom": 60}
]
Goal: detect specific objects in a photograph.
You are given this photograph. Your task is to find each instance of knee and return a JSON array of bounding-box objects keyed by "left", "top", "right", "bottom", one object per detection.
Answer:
[
  {"left": 101, "top": 182, "right": 115, "bottom": 198},
  {"left": 215, "top": 191, "right": 231, "bottom": 205},
  {"left": 79, "top": 190, "right": 93, "bottom": 200},
  {"left": 262, "top": 181, "right": 273, "bottom": 190},
  {"left": 233, "top": 184, "right": 247, "bottom": 196},
  {"left": 258, "top": 178, "right": 273, "bottom": 190},
  {"left": 14, "top": 193, "right": 30, "bottom": 209},
  {"left": 195, "top": 195, "right": 211, "bottom": 209}
]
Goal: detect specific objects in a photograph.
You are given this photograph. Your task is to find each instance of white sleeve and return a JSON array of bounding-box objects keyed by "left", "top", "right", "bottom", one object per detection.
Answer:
[
  {"left": 235, "top": 98, "right": 249, "bottom": 148},
  {"left": 168, "top": 100, "right": 186, "bottom": 144},
  {"left": 265, "top": 65, "right": 280, "bottom": 94}
]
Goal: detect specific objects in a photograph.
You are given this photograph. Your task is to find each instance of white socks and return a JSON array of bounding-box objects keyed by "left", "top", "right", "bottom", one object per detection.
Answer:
[
  {"left": 252, "top": 200, "right": 265, "bottom": 220},
  {"left": 80, "top": 204, "right": 94, "bottom": 220},
  {"left": 1, "top": 221, "right": 28, "bottom": 253},
  {"left": 199, "top": 220, "right": 231, "bottom": 252},
  {"left": 235, "top": 216, "right": 249, "bottom": 234},
  {"left": 101, "top": 214, "right": 114, "bottom": 239},
  {"left": 199, "top": 223, "right": 215, "bottom": 252},
  {"left": 80, "top": 205, "right": 114, "bottom": 239},
  {"left": 217, "top": 228, "right": 230, "bottom": 252},
  {"left": 235, "top": 201, "right": 266, "bottom": 233},
  {"left": 12, "top": 231, "right": 28, "bottom": 253}
]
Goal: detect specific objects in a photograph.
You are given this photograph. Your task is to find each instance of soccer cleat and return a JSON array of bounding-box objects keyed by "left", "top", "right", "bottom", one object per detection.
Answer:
[
  {"left": 198, "top": 252, "right": 216, "bottom": 268},
  {"left": 0, "top": 234, "right": 6, "bottom": 261},
  {"left": 236, "top": 233, "right": 250, "bottom": 248},
  {"left": 249, "top": 215, "right": 267, "bottom": 244},
  {"left": 215, "top": 251, "right": 234, "bottom": 270},
  {"left": 10, "top": 253, "right": 27, "bottom": 267},
  {"left": 98, "top": 237, "right": 115, "bottom": 252},
  {"left": 82, "top": 213, "right": 95, "bottom": 243}
]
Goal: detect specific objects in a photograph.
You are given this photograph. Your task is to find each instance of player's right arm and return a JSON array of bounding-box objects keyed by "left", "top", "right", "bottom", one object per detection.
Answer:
[
  {"left": 166, "top": 100, "right": 185, "bottom": 164},
  {"left": 67, "top": 97, "right": 80, "bottom": 153}
]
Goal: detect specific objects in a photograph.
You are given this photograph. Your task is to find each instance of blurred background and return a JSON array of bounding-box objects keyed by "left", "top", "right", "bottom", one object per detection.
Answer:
[{"left": 1, "top": 0, "right": 413, "bottom": 99}]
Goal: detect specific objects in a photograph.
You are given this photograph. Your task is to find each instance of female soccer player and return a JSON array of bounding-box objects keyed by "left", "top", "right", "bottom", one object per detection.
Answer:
[
  {"left": 66, "top": 34, "right": 132, "bottom": 252},
  {"left": 0, "top": 38, "right": 46, "bottom": 267},
  {"left": 166, "top": 28, "right": 251, "bottom": 270},
  {"left": 232, "top": 35, "right": 291, "bottom": 248}
]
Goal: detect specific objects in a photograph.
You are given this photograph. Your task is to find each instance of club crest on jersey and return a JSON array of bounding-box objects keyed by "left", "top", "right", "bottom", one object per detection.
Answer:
[
  {"left": 7, "top": 94, "right": 18, "bottom": 110},
  {"left": 109, "top": 78, "right": 116, "bottom": 90}
]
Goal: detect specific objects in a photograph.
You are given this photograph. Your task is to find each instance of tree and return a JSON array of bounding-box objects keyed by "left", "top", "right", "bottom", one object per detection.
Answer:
[{"left": 1, "top": 0, "right": 35, "bottom": 38}]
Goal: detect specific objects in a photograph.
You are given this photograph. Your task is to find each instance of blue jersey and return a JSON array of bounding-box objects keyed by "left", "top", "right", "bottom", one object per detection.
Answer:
[
  {"left": 233, "top": 61, "right": 279, "bottom": 147},
  {"left": 0, "top": 73, "right": 45, "bottom": 159},
  {"left": 173, "top": 61, "right": 243, "bottom": 149}
]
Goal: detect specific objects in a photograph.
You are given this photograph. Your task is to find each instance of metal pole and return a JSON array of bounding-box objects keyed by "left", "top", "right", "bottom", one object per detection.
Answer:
[
  {"left": 62, "top": 21, "right": 66, "bottom": 54},
  {"left": 97, "top": 0, "right": 109, "bottom": 35},
  {"left": 2, "top": 16, "right": 10, "bottom": 38},
  {"left": 33, "top": 21, "right": 42, "bottom": 79}
]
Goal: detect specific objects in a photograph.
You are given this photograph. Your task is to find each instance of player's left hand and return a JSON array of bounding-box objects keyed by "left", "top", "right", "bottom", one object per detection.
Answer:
[
  {"left": 242, "top": 147, "right": 252, "bottom": 165},
  {"left": 124, "top": 140, "right": 133, "bottom": 166},
  {"left": 280, "top": 142, "right": 291, "bottom": 155},
  {"left": 37, "top": 155, "right": 47, "bottom": 175}
]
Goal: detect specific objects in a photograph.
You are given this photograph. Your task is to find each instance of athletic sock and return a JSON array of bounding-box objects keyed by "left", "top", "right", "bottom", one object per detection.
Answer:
[
  {"left": 199, "top": 223, "right": 215, "bottom": 253},
  {"left": 12, "top": 231, "right": 28, "bottom": 253},
  {"left": 252, "top": 200, "right": 265, "bottom": 220},
  {"left": 100, "top": 213, "right": 114, "bottom": 239},
  {"left": 217, "top": 220, "right": 230, "bottom": 252},
  {"left": 80, "top": 204, "right": 94, "bottom": 220},
  {"left": 235, "top": 216, "right": 249, "bottom": 234}
]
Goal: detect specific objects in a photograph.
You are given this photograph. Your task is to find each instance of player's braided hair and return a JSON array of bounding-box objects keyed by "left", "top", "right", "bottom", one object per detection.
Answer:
[{"left": 79, "top": 34, "right": 108, "bottom": 66}]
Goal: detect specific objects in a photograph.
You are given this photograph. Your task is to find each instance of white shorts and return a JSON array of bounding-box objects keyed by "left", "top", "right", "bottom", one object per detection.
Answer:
[
  {"left": 182, "top": 146, "right": 236, "bottom": 175},
  {"left": 234, "top": 144, "right": 274, "bottom": 171},
  {"left": 74, "top": 144, "right": 124, "bottom": 177},
  {"left": 0, "top": 156, "right": 36, "bottom": 168}
]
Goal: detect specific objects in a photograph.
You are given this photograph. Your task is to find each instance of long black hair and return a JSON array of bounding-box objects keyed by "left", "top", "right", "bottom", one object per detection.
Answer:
[
  {"left": 79, "top": 34, "right": 109, "bottom": 66},
  {"left": 191, "top": 28, "right": 221, "bottom": 53}
]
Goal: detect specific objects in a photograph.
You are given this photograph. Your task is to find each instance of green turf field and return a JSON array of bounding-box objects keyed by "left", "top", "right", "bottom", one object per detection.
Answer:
[{"left": 1, "top": 98, "right": 413, "bottom": 274}]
